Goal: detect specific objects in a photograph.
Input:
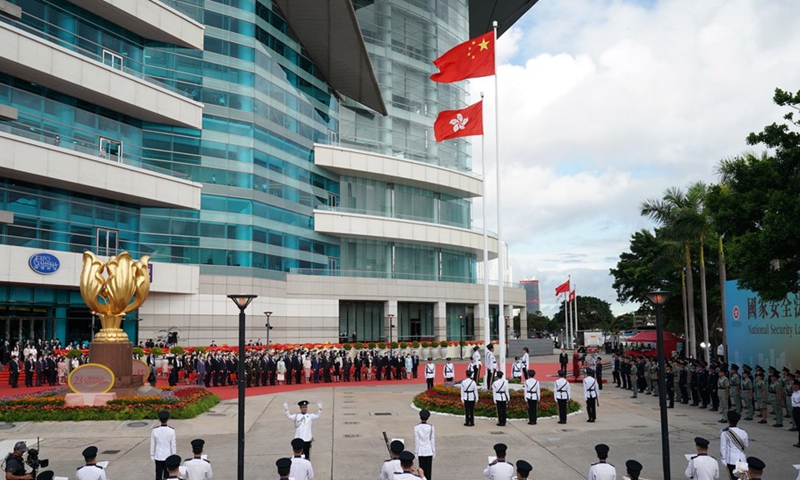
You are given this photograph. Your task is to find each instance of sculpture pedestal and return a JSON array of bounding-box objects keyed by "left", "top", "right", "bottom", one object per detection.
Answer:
[
  {"left": 65, "top": 392, "right": 117, "bottom": 406},
  {"left": 89, "top": 342, "right": 143, "bottom": 389}
]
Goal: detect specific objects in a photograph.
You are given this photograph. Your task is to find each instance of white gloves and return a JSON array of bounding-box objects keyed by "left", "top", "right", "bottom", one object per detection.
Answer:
[
  {"left": 317, "top": 400, "right": 323, "bottom": 409},
  {"left": 283, "top": 402, "right": 289, "bottom": 410}
]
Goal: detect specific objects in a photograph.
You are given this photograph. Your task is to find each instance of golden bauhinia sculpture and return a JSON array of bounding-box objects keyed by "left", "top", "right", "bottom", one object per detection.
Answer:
[{"left": 80, "top": 251, "right": 151, "bottom": 343}]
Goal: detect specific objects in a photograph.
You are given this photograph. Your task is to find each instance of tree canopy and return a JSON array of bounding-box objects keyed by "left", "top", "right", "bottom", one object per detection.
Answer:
[{"left": 551, "top": 295, "right": 615, "bottom": 332}]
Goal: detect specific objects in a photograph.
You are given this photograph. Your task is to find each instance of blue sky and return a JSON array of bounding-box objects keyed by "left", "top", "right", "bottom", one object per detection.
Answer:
[{"left": 468, "top": 0, "right": 800, "bottom": 317}]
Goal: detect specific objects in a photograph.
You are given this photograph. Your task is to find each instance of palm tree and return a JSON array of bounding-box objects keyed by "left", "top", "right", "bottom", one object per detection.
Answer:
[{"left": 641, "top": 186, "right": 699, "bottom": 359}]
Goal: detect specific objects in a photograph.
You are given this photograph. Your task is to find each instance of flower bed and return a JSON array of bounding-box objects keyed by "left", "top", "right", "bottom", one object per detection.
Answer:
[
  {"left": 413, "top": 384, "right": 581, "bottom": 419},
  {"left": 0, "top": 386, "right": 219, "bottom": 422}
]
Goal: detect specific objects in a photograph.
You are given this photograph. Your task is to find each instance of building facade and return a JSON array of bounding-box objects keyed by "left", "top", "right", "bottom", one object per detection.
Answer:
[
  {"left": 520, "top": 279, "right": 540, "bottom": 314},
  {"left": 0, "top": 0, "right": 531, "bottom": 347}
]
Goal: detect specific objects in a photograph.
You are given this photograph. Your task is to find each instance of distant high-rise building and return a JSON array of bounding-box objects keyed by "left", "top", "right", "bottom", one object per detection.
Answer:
[{"left": 520, "top": 279, "right": 540, "bottom": 314}]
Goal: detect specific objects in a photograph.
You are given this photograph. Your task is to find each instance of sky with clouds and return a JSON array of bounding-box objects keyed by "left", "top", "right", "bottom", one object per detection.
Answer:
[{"left": 467, "top": 0, "right": 800, "bottom": 317}]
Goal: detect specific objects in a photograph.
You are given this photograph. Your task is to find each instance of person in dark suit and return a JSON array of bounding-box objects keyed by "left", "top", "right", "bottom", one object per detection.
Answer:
[
  {"left": 8, "top": 353, "right": 20, "bottom": 388},
  {"left": 24, "top": 354, "right": 35, "bottom": 387},
  {"left": 559, "top": 348, "right": 569, "bottom": 373},
  {"left": 412, "top": 352, "right": 420, "bottom": 379}
]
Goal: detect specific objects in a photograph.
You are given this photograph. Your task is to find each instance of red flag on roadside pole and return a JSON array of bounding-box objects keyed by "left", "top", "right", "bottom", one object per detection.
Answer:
[
  {"left": 433, "top": 100, "right": 484, "bottom": 142},
  {"left": 430, "top": 31, "right": 495, "bottom": 83},
  {"left": 555, "top": 280, "right": 570, "bottom": 296},
  {"left": 569, "top": 289, "right": 576, "bottom": 302}
]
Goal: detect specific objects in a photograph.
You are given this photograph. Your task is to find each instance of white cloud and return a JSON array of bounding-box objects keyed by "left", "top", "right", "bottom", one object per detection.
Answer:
[{"left": 470, "top": 0, "right": 800, "bottom": 317}]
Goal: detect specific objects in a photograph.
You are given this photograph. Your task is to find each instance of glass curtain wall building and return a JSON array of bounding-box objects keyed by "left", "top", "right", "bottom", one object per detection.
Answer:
[{"left": 0, "top": 0, "right": 528, "bottom": 347}]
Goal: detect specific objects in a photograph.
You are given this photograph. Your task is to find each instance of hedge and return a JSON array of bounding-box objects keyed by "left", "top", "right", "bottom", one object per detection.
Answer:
[
  {"left": 413, "top": 383, "right": 581, "bottom": 419},
  {"left": 0, "top": 386, "right": 219, "bottom": 422}
]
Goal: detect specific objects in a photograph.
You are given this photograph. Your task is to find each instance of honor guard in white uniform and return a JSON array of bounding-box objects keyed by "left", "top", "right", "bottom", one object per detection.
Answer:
[
  {"left": 523, "top": 370, "right": 540, "bottom": 425},
  {"left": 425, "top": 358, "right": 436, "bottom": 389},
  {"left": 380, "top": 440, "right": 404, "bottom": 480},
  {"left": 583, "top": 369, "right": 600, "bottom": 422},
  {"left": 283, "top": 400, "right": 322, "bottom": 460},
  {"left": 443, "top": 358, "right": 454, "bottom": 382},
  {"left": 183, "top": 439, "right": 213, "bottom": 480},
  {"left": 414, "top": 409, "right": 435, "bottom": 480},
  {"left": 587, "top": 444, "right": 616, "bottom": 480},
  {"left": 684, "top": 437, "right": 718, "bottom": 480},
  {"left": 76, "top": 446, "right": 108, "bottom": 480},
  {"left": 719, "top": 411, "right": 748, "bottom": 478},
  {"left": 460, "top": 375, "right": 478, "bottom": 426},
  {"left": 471, "top": 347, "right": 482, "bottom": 381},
  {"left": 514, "top": 460, "right": 533, "bottom": 480},
  {"left": 485, "top": 344, "right": 497, "bottom": 389},
  {"left": 492, "top": 371, "right": 510, "bottom": 426},
  {"left": 483, "top": 443, "right": 514, "bottom": 480},
  {"left": 289, "top": 438, "right": 314, "bottom": 480},
  {"left": 511, "top": 358, "right": 523, "bottom": 381},
  {"left": 521, "top": 348, "right": 530, "bottom": 380},
  {"left": 623, "top": 459, "right": 645, "bottom": 480},
  {"left": 395, "top": 451, "right": 427, "bottom": 480},
  {"left": 554, "top": 370, "right": 572, "bottom": 424},
  {"left": 151, "top": 410, "right": 177, "bottom": 480}
]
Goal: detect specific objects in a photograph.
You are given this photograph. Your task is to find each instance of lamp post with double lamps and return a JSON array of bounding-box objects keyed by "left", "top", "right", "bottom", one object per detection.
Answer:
[
  {"left": 645, "top": 290, "right": 672, "bottom": 480},
  {"left": 264, "top": 311, "right": 273, "bottom": 352},
  {"left": 228, "top": 294, "right": 257, "bottom": 480}
]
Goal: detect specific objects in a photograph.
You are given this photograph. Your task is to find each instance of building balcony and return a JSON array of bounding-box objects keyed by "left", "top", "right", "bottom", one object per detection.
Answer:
[
  {"left": 314, "top": 143, "right": 482, "bottom": 199},
  {"left": 0, "top": 129, "right": 201, "bottom": 209},
  {"left": 313, "top": 208, "right": 498, "bottom": 259},
  {"left": 0, "top": 22, "right": 203, "bottom": 129},
  {"left": 66, "top": 0, "right": 204, "bottom": 49}
]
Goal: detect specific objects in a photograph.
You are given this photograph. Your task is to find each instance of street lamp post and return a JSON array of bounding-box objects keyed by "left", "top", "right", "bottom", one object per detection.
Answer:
[
  {"left": 459, "top": 315, "right": 464, "bottom": 360},
  {"left": 646, "top": 290, "right": 672, "bottom": 480},
  {"left": 228, "top": 294, "right": 257, "bottom": 480},
  {"left": 387, "top": 313, "right": 395, "bottom": 356},
  {"left": 264, "top": 311, "right": 273, "bottom": 352}
]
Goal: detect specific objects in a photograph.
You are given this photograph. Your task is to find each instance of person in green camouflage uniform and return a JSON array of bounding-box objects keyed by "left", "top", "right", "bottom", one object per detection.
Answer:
[
  {"left": 651, "top": 360, "right": 659, "bottom": 397},
  {"left": 768, "top": 371, "right": 783, "bottom": 427},
  {"left": 729, "top": 364, "right": 742, "bottom": 415},
  {"left": 630, "top": 359, "right": 638, "bottom": 399},
  {"left": 644, "top": 359, "right": 652, "bottom": 395},
  {"left": 717, "top": 369, "right": 730, "bottom": 423},
  {"left": 754, "top": 371, "right": 767, "bottom": 423},
  {"left": 740, "top": 369, "right": 753, "bottom": 420}
]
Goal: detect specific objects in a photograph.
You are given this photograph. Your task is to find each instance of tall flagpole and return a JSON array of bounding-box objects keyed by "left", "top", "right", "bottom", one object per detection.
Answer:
[
  {"left": 563, "top": 292, "right": 569, "bottom": 349},
  {"left": 481, "top": 92, "right": 490, "bottom": 365},
  {"left": 573, "top": 285, "right": 579, "bottom": 347},
  {"left": 492, "top": 21, "right": 505, "bottom": 374}
]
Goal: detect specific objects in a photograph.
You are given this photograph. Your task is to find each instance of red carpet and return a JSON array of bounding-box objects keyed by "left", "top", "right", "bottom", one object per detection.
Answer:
[{"left": 0, "top": 360, "right": 583, "bottom": 401}]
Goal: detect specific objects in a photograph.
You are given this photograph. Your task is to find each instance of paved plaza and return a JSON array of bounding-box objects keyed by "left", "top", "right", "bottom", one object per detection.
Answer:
[{"left": 1, "top": 353, "right": 798, "bottom": 479}]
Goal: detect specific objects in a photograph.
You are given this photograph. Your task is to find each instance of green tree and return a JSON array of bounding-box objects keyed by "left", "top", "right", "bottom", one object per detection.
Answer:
[
  {"left": 526, "top": 311, "right": 551, "bottom": 335},
  {"left": 705, "top": 88, "right": 800, "bottom": 300},
  {"left": 551, "top": 296, "right": 615, "bottom": 331},
  {"left": 610, "top": 229, "right": 677, "bottom": 304}
]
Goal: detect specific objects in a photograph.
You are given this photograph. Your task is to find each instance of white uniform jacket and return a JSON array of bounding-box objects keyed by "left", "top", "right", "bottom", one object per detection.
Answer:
[
  {"left": 524, "top": 377, "right": 540, "bottom": 401},
  {"left": 150, "top": 424, "right": 177, "bottom": 461},
  {"left": 492, "top": 378, "right": 509, "bottom": 403},
  {"left": 443, "top": 363, "right": 454, "bottom": 379},
  {"left": 719, "top": 426, "right": 748, "bottom": 465},
  {"left": 554, "top": 378, "right": 571, "bottom": 400},
  {"left": 587, "top": 461, "right": 616, "bottom": 480},
  {"left": 460, "top": 377, "right": 478, "bottom": 402},
  {"left": 425, "top": 363, "right": 436, "bottom": 379},
  {"left": 684, "top": 453, "right": 719, "bottom": 480},
  {"left": 483, "top": 460, "right": 515, "bottom": 480},
  {"left": 290, "top": 456, "right": 314, "bottom": 480},
  {"left": 485, "top": 351, "right": 497, "bottom": 371},
  {"left": 379, "top": 458, "right": 401, "bottom": 480},
  {"left": 183, "top": 457, "right": 213, "bottom": 480},
  {"left": 285, "top": 409, "right": 322, "bottom": 442},
  {"left": 583, "top": 377, "right": 600, "bottom": 400},
  {"left": 414, "top": 422, "right": 436, "bottom": 458},
  {"left": 75, "top": 464, "right": 108, "bottom": 480}
]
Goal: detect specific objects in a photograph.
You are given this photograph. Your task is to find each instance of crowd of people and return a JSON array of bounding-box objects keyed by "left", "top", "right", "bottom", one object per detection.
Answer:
[{"left": 1, "top": 338, "right": 90, "bottom": 388}]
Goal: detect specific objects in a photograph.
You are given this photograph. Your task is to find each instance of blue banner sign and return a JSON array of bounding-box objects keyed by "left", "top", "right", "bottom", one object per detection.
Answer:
[{"left": 28, "top": 252, "right": 60, "bottom": 274}]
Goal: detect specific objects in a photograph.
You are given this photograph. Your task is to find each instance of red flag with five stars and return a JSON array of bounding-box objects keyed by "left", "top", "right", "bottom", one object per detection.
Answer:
[
  {"left": 430, "top": 31, "right": 495, "bottom": 83},
  {"left": 555, "top": 280, "right": 570, "bottom": 296},
  {"left": 433, "top": 100, "right": 484, "bottom": 142}
]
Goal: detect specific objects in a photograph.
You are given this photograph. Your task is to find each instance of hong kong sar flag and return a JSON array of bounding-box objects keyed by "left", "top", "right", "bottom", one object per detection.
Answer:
[{"left": 433, "top": 100, "right": 484, "bottom": 142}]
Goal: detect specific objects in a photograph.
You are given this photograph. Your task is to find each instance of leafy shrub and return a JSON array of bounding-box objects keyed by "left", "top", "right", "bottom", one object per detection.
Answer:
[
  {"left": 421, "top": 341, "right": 429, "bottom": 348},
  {"left": 170, "top": 346, "right": 185, "bottom": 355},
  {"left": 66, "top": 349, "right": 83, "bottom": 359},
  {"left": 399, "top": 342, "right": 408, "bottom": 349},
  {"left": 194, "top": 346, "right": 206, "bottom": 355},
  {"left": 132, "top": 347, "right": 144, "bottom": 357},
  {"left": 354, "top": 342, "right": 363, "bottom": 349},
  {"left": 343, "top": 343, "right": 352, "bottom": 351},
  {"left": 439, "top": 340, "right": 447, "bottom": 348},
  {"left": 390, "top": 341, "right": 399, "bottom": 349},
  {"left": 367, "top": 342, "right": 376, "bottom": 349},
  {"left": 150, "top": 347, "right": 163, "bottom": 357},
  {"left": 378, "top": 342, "right": 386, "bottom": 349},
  {"left": 412, "top": 341, "right": 420, "bottom": 348}
]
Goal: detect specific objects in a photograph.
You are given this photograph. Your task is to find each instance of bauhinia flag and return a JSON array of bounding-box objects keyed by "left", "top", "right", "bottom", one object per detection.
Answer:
[
  {"left": 433, "top": 100, "right": 483, "bottom": 142},
  {"left": 569, "top": 289, "right": 576, "bottom": 302},
  {"left": 430, "top": 31, "right": 495, "bottom": 83},
  {"left": 555, "top": 280, "right": 570, "bottom": 296}
]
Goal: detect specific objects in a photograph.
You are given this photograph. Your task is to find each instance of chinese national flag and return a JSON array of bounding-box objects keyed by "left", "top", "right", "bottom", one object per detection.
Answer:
[
  {"left": 430, "top": 31, "right": 495, "bottom": 83},
  {"left": 433, "top": 100, "right": 483, "bottom": 142},
  {"left": 569, "top": 289, "right": 576, "bottom": 302},
  {"left": 555, "top": 280, "right": 570, "bottom": 296}
]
